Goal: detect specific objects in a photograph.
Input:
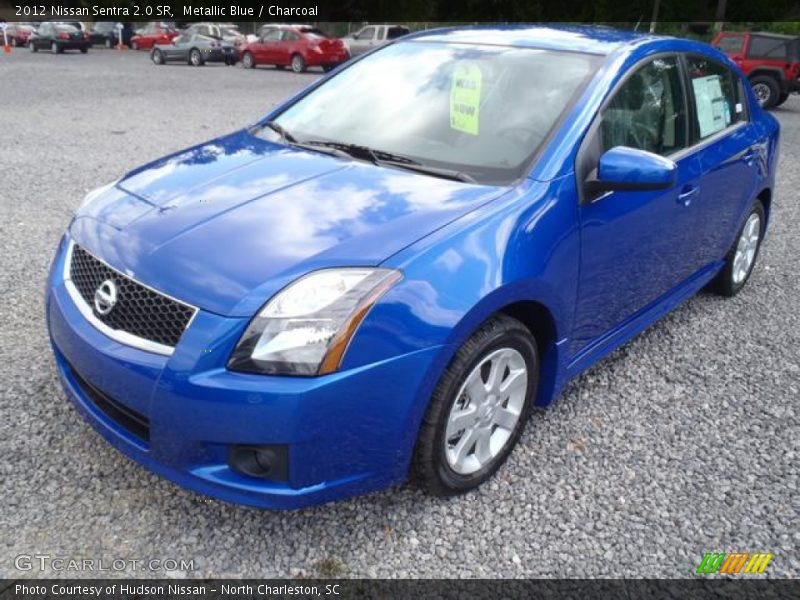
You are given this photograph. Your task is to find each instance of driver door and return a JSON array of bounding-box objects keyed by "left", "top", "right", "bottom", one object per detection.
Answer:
[{"left": 571, "top": 55, "right": 704, "bottom": 356}]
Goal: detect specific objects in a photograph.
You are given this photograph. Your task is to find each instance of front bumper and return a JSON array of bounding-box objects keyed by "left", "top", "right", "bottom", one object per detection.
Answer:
[{"left": 46, "top": 236, "right": 441, "bottom": 509}]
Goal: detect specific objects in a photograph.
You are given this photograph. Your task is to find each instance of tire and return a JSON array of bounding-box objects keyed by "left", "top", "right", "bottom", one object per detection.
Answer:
[
  {"left": 105, "top": 38, "right": 112, "bottom": 49},
  {"left": 291, "top": 53, "right": 306, "bottom": 73},
  {"left": 776, "top": 92, "right": 789, "bottom": 107},
  {"left": 80, "top": 48, "right": 87, "bottom": 54},
  {"left": 412, "top": 314, "right": 538, "bottom": 496},
  {"left": 242, "top": 51, "right": 255, "bottom": 69},
  {"left": 29, "top": 41, "right": 37, "bottom": 53},
  {"left": 189, "top": 49, "right": 203, "bottom": 66},
  {"left": 131, "top": 41, "right": 139, "bottom": 51},
  {"left": 51, "top": 41, "right": 60, "bottom": 54},
  {"left": 152, "top": 49, "right": 164, "bottom": 65},
  {"left": 750, "top": 75, "right": 780, "bottom": 109},
  {"left": 710, "top": 200, "right": 765, "bottom": 297}
]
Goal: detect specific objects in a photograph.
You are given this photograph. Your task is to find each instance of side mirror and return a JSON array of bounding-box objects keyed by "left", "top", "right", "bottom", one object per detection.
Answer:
[{"left": 588, "top": 146, "right": 677, "bottom": 193}]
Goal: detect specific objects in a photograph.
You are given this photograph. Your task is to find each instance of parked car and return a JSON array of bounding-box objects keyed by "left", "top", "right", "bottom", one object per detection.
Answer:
[
  {"left": 151, "top": 32, "right": 237, "bottom": 66},
  {"left": 183, "top": 22, "right": 245, "bottom": 47},
  {"left": 240, "top": 24, "right": 348, "bottom": 72},
  {"left": 130, "top": 22, "right": 178, "bottom": 50},
  {"left": 712, "top": 31, "right": 800, "bottom": 108},
  {"left": 4, "top": 23, "right": 36, "bottom": 47},
  {"left": 47, "top": 25, "right": 779, "bottom": 509},
  {"left": 87, "top": 21, "right": 133, "bottom": 48},
  {"left": 29, "top": 22, "right": 90, "bottom": 54},
  {"left": 342, "top": 24, "right": 410, "bottom": 57}
]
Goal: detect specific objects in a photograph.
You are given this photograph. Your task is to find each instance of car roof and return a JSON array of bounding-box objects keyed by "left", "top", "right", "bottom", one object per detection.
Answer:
[
  {"left": 724, "top": 31, "right": 798, "bottom": 40},
  {"left": 409, "top": 24, "right": 661, "bottom": 55}
]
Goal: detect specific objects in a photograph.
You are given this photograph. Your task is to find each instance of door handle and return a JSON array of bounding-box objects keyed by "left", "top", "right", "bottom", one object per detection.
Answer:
[
  {"left": 741, "top": 148, "right": 757, "bottom": 165},
  {"left": 677, "top": 185, "right": 699, "bottom": 206}
]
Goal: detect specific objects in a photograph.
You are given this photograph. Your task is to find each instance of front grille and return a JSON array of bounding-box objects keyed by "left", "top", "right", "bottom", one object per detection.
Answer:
[
  {"left": 68, "top": 361, "right": 150, "bottom": 443},
  {"left": 68, "top": 244, "right": 195, "bottom": 348}
]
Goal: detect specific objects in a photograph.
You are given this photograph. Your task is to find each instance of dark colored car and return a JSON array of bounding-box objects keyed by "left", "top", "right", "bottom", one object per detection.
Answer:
[
  {"left": 88, "top": 21, "right": 132, "bottom": 48},
  {"left": 29, "top": 22, "right": 90, "bottom": 54},
  {"left": 240, "top": 25, "right": 348, "bottom": 72},
  {"left": 131, "top": 22, "right": 178, "bottom": 50},
  {"left": 4, "top": 23, "right": 36, "bottom": 47},
  {"left": 712, "top": 31, "right": 800, "bottom": 108},
  {"left": 151, "top": 32, "right": 237, "bottom": 66}
]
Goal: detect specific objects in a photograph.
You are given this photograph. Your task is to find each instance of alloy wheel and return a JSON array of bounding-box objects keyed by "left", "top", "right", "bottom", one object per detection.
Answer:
[
  {"left": 444, "top": 347, "right": 528, "bottom": 475},
  {"left": 190, "top": 50, "right": 201, "bottom": 66},
  {"left": 732, "top": 213, "right": 761, "bottom": 284},
  {"left": 752, "top": 83, "right": 771, "bottom": 107}
]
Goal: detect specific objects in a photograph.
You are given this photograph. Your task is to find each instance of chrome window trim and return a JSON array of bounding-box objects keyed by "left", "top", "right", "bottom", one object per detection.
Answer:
[{"left": 63, "top": 240, "right": 199, "bottom": 357}]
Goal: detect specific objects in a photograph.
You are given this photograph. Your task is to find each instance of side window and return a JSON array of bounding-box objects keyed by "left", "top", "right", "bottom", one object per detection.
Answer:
[
  {"left": 283, "top": 31, "right": 300, "bottom": 42},
  {"left": 359, "top": 26, "right": 376, "bottom": 40},
  {"left": 601, "top": 56, "right": 687, "bottom": 156},
  {"left": 748, "top": 36, "right": 788, "bottom": 59},
  {"left": 716, "top": 35, "right": 745, "bottom": 54},
  {"left": 262, "top": 29, "right": 282, "bottom": 42},
  {"left": 686, "top": 56, "right": 744, "bottom": 140}
]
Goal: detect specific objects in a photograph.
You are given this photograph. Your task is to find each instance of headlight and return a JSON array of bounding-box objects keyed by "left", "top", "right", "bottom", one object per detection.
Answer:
[{"left": 228, "top": 268, "right": 402, "bottom": 376}]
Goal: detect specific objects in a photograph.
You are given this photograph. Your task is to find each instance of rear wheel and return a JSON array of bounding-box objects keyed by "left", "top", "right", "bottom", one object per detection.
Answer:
[
  {"left": 412, "top": 314, "right": 538, "bottom": 496},
  {"left": 291, "top": 53, "right": 306, "bottom": 73},
  {"left": 242, "top": 51, "right": 255, "bottom": 69},
  {"left": 189, "top": 48, "right": 203, "bottom": 66},
  {"left": 152, "top": 49, "right": 164, "bottom": 65},
  {"left": 710, "top": 200, "right": 765, "bottom": 297},
  {"left": 750, "top": 75, "right": 780, "bottom": 109}
]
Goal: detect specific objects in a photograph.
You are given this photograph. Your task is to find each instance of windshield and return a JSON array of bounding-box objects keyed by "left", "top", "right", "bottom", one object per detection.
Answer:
[{"left": 272, "top": 41, "right": 599, "bottom": 184}]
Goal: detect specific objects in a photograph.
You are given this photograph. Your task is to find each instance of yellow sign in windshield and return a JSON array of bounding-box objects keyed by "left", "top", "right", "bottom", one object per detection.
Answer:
[{"left": 450, "top": 64, "right": 482, "bottom": 135}]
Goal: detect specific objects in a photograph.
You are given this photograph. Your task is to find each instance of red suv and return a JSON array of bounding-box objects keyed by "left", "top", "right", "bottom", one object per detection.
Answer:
[
  {"left": 239, "top": 25, "right": 348, "bottom": 73},
  {"left": 712, "top": 31, "right": 800, "bottom": 109}
]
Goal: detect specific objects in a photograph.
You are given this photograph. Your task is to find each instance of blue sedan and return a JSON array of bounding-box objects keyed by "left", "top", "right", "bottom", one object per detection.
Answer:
[{"left": 46, "top": 25, "right": 779, "bottom": 508}]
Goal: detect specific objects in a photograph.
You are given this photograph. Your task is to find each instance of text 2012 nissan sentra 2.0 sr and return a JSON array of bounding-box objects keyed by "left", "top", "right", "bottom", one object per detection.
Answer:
[{"left": 46, "top": 26, "right": 779, "bottom": 508}]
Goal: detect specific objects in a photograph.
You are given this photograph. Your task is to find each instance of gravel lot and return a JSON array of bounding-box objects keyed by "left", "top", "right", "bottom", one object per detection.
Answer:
[{"left": 0, "top": 48, "right": 798, "bottom": 579}]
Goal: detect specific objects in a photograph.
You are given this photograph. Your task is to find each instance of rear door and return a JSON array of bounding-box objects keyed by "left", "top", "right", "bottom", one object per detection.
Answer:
[{"left": 682, "top": 54, "right": 762, "bottom": 267}]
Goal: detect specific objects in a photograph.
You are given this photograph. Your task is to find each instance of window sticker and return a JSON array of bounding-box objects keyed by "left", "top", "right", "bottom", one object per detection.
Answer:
[
  {"left": 692, "top": 75, "right": 727, "bottom": 138},
  {"left": 450, "top": 64, "right": 482, "bottom": 135}
]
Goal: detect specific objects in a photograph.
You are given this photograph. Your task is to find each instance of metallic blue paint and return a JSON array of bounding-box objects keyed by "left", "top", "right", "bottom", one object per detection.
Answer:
[
  {"left": 597, "top": 146, "right": 678, "bottom": 189},
  {"left": 47, "top": 25, "right": 780, "bottom": 508}
]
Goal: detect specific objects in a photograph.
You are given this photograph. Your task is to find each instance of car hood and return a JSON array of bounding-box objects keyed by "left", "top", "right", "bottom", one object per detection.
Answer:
[{"left": 70, "top": 131, "right": 508, "bottom": 317}]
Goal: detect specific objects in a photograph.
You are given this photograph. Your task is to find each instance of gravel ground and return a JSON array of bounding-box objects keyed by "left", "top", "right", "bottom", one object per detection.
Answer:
[{"left": 0, "top": 48, "right": 798, "bottom": 580}]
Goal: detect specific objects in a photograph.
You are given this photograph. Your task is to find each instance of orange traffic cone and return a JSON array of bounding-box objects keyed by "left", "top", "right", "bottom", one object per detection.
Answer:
[{"left": 3, "top": 44, "right": 10, "bottom": 54}]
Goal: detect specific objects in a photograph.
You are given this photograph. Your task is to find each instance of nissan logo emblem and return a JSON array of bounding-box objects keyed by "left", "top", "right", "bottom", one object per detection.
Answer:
[{"left": 94, "top": 279, "right": 118, "bottom": 316}]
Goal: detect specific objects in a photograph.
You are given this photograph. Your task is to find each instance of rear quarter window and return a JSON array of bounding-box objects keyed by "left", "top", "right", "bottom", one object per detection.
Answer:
[
  {"left": 748, "top": 36, "right": 790, "bottom": 59},
  {"left": 716, "top": 35, "right": 745, "bottom": 54}
]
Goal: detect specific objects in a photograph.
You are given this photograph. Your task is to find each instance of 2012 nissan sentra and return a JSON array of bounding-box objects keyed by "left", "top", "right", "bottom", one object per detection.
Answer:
[{"left": 46, "top": 25, "right": 780, "bottom": 508}]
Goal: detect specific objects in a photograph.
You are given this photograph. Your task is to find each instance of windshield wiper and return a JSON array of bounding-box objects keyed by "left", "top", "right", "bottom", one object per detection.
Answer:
[
  {"left": 297, "top": 140, "right": 477, "bottom": 183},
  {"left": 264, "top": 120, "right": 297, "bottom": 144}
]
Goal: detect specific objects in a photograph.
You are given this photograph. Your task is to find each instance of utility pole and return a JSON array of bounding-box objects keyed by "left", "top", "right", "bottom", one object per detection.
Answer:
[
  {"left": 649, "top": 0, "right": 660, "bottom": 33},
  {"left": 714, "top": 0, "right": 728, "bottom": 32}
]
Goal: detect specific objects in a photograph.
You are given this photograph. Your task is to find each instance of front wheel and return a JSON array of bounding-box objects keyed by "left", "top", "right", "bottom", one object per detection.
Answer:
[
  {"left": 710, "top": 200, "right": 765, "bottom": 297},
  {"left": 750, "top": 76, "right": 780, "bottom": 109},
  {"left": 412, "top": 314, "right": 538, "bottom": 496},
  {"left": 290, "top": 53, "right": 306, "bottom": 73},
  {"left": 152, "top": 49, "right": 164, "bottom": 65},
  {"left": 242, "top": 51, "right": 255, "bottom": 69}
]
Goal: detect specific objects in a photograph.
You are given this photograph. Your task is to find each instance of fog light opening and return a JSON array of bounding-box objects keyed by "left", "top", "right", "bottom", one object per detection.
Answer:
[{"left": 228, "top": 444, "right": 289, "bottom": 482}]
